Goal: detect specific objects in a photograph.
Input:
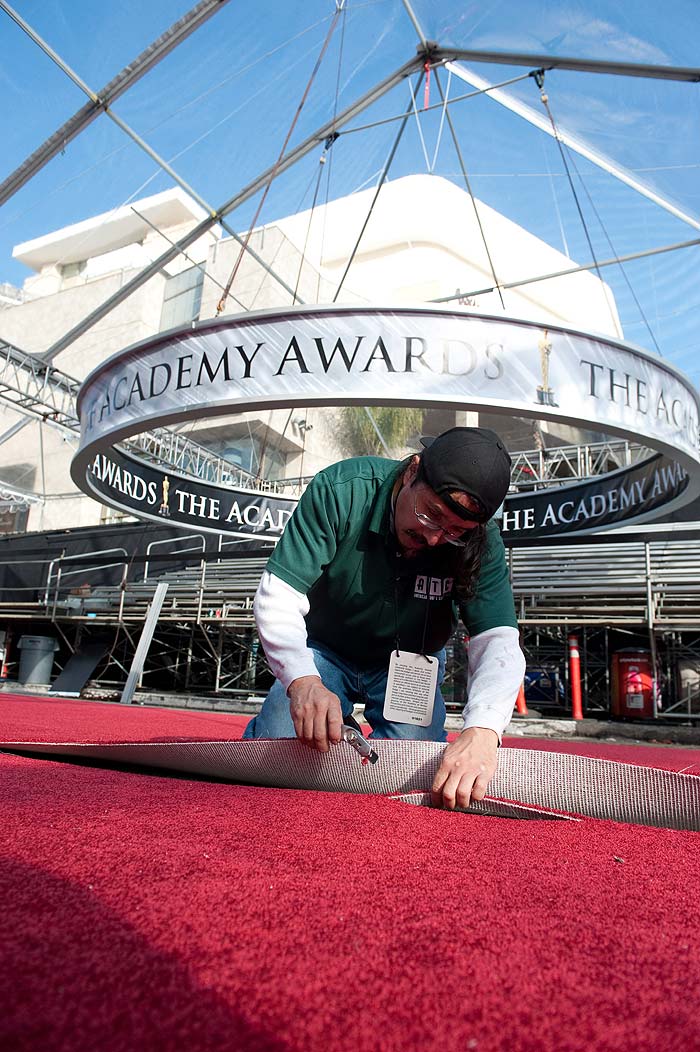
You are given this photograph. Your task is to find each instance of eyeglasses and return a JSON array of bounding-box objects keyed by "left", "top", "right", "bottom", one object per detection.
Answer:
[{"left": 413, "top": 493, "right": 471, "bottom": 546}]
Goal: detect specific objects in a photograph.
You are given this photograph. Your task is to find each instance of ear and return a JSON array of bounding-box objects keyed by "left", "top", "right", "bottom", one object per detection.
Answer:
[{"left": 403, "top": 455, "right": 420, "bottom": 485}]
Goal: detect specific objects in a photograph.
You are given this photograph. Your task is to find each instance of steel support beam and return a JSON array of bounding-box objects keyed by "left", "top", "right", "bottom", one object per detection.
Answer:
[
  {"left": 38, "top": 54, "right": 423, "bottom": 364},
  {"left": 1, "top": 0, "right": 302, "bottom": 309},
  {"left": 0, "top": 0, "right": 233, "bottom": 206},
  {"left": 445, "top": 61, "right": 700, "bottom": 233},
  {"left": 430, "top": 46, "right": 700, "bottom": 83},
  {"left": 120, "top": 581, "right": 169, "bottom": 704},
  {"left": 430, "top": 236, "right": 700, "bottom": 303}
]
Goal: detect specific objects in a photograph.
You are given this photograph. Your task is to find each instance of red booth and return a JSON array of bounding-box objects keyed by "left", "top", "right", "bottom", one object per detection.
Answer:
[{"left": 611, "top": 649, "right": 654, "bottom": 719}]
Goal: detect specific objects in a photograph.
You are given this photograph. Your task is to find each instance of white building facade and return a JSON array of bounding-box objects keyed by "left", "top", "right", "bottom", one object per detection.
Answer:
[{"left": 0, "top": 174, "right": 622, "bottom": 535}]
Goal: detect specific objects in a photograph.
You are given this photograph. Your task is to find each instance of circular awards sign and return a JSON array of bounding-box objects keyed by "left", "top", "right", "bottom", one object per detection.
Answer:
[{"left": 71, "top": 305, "right": 700, "bottom": 541}]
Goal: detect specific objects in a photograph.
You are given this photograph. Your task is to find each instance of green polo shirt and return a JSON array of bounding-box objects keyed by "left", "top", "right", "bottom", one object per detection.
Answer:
[{"left": 266, "top": 456, "right": 517, "bottom": 667}]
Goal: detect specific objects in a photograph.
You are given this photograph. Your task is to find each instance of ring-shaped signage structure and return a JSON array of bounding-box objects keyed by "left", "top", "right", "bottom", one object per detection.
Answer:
[{"left": 72, "top": 306, "right": 700, "bottom": 543}]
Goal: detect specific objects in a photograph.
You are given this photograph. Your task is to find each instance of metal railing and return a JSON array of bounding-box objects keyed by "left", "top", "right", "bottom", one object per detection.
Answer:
[
  {"left": 144, "top": 533, "right": 205, "bottom": 581},
  {"left": 43, "top": 547, "right": 129, "bottom": 621},
  {"left": 0, "top": 534, "right": 694, "bottom": 632},
  {"left": 0, "top": 535, "right": 699, "bottom": 716},
  {"left": 662, "top": 682, "right": 700, "bottom": 720},
  {"left": 509, "top": 539, "right": 700, "bottom": 628}
]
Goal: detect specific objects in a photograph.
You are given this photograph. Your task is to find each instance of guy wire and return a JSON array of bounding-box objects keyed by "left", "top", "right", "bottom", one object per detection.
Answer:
[{"left": 216, "top": 5, "right": 346, "bottom": 315}]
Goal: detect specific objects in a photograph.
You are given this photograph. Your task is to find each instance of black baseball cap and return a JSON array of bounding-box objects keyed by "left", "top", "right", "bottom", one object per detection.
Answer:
[{"left": 419, "top": 427, "right": 512, "bottom": 523}]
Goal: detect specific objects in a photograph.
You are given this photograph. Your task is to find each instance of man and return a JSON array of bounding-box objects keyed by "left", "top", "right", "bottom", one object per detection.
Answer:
[{"left": 244, "top": 426, "right": 525, "bottom": 809}]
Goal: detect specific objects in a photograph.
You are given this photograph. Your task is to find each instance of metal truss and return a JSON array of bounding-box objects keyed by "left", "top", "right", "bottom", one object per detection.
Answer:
[
  {"left": 0, "top": 337, "right": 81, "bottom": 430},
  {"left": 0, "top": 482, "right": 43, "bottom": 510},
  {"left": 130, "top": 428, "right": 302, "bottom": 494},
  {"left": 0, "top": 335, "right": 251, "bottom": 488},
  {"left": 47, "top": 617, "right": 271, "bottom": 701},
  {"left": 0, "top": 0, "right": 234, "bottom": 207},
  {"left": 510, "top": 439, "right": 650, "bottom": 487},
  {"left": 42, "top": 609, "right": 700, "bottom": 720},
  {"left": 3, "top": 538, "right": 700, "bottom": 719},
  {"left": 520, "top": 622, "right": 700, "bottom": 718},
  {"left": 519, "top": 624, "right": 611, "bottom": 714}
]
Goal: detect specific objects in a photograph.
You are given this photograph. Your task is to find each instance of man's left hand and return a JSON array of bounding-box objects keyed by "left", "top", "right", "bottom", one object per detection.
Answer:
[{"left": 431, "top": 726, "right": 499, "bottom": 810}]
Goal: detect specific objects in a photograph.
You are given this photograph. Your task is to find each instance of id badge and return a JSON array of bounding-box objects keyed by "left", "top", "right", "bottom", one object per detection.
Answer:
[{"left": 383, "top": 650, "right": 438, "bottom": 727}]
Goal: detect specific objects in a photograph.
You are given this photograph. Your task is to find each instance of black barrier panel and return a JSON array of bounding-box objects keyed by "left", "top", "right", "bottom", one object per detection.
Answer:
[
  {"left": 86, "top": 447, "right": 297, "bottom": 540},
  {"left": 84, "top": 444, "right": 689, "bottom": 543},
  {"left": 500, "top": 453, "right": 689, "bottom": 540}
]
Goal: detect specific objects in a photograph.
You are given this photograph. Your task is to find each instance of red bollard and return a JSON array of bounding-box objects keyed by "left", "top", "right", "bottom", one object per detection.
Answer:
[
  {"left": 568, "top": 633, "right": 583, "bottom": 720},
  {"left": 515, "top": 683, "right": 528, "bottom": 715}
]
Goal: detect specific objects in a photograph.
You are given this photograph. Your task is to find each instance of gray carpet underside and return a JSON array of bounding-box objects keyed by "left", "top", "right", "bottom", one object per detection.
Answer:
[{"left": 2, "top": 738, "right": 698, "bottom": 830}]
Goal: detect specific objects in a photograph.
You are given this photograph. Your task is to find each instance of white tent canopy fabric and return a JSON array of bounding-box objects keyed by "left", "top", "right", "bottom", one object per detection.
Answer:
[{"left": 1, "top": 0, "right": 699, "bottom": 387}]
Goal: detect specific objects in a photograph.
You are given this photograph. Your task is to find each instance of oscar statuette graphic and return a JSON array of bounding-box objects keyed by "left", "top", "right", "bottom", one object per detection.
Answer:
[
  {"left": 536, "top": 330, "right": 557, "bottom": 407},
  {"left": 158, "top": 475, "right": 171, "bottom": 517}
]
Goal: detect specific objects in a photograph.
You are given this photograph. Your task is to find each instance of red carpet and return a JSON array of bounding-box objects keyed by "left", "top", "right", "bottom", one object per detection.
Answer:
[{"left": 1, "top": 694, "right": 699, "bottom": 1052}]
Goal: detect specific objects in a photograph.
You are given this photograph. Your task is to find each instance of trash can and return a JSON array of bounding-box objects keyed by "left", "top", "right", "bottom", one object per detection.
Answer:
[
  {"left": 18, "top": 635, "right": 59, "bottom": 686},
  {"left": 611, "top": 649, "right": 654, "bottom": 718}
]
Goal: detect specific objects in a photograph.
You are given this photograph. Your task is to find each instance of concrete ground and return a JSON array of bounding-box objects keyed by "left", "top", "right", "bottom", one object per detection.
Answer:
[{"left": 502, "top": 713, "right": 700, "bottom": 747}]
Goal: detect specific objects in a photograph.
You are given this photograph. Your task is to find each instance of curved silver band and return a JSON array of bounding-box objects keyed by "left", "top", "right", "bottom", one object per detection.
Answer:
[{"left": 71, "top": 306, "right": 700, "bottom": 540}]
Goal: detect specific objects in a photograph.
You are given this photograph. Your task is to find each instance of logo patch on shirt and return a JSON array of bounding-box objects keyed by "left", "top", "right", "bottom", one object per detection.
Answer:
[{"left": 414, "top": 576, "right": 454, "bottom": 600}]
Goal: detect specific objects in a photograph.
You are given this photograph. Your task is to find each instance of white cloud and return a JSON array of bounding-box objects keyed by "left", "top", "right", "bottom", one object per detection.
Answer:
[
  {"left": 469, "top": 8, "right": 670, "bottom": 65},
  {"left": 570, "top": 18, "right": 669, "bottom": 64}
]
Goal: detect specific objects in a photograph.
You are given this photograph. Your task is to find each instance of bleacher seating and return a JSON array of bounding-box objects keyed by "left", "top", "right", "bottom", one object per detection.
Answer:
[
  {"left": 510, "top": 539, "right": 700, "bottom": 626},
  {"left": 9, "top": 536, "right": 692, "bottom": 630}
]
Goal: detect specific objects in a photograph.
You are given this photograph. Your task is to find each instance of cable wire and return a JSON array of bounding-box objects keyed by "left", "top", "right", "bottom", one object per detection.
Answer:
[
  {"left": 535, "top": 74, "right": 623, "bottom": 336},
  {"left": 332, "top": 71, "right": 425, "bottom": 303},
  {"left": 247, "top": 165, "right": 321, "bottom": 311},
  {"left": 292, "top": 147, "right": 331, "bottom": 305},
  {"left": 430, "top": 68, "right": 451, "bottom": 172},
  {"left": 535, "top": 79, "right": 602, "bottom": 279},
  {"left": 289, "top": 9, "right": 345, "bottom": 306},
  {"left": 340, "top": 71, "right": 533, "bottom": 136},
  {"left": 538, "top": 88, "right": 600, "bottom": 277},
  {"left": 317, "top": 4, "right": 347, "bottom": 302},
  {"left": 433, "top": 67, "right": 505, "bottom": 310},
  {"left": 216, "top": 4, "right": 346, "bottom": 315},
  {"left": 566, "top": 153, "right": 663, "bottom": 355}
]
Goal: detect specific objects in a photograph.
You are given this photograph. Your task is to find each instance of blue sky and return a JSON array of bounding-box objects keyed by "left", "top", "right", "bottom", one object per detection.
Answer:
[{"left": 1, "top": 0, "right": 699, "bottom": 384}]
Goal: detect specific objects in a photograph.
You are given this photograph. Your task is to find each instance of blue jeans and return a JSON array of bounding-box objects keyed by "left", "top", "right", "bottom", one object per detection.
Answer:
[{"left": 243, "top": 640, "right": 447, "bottom": 742}]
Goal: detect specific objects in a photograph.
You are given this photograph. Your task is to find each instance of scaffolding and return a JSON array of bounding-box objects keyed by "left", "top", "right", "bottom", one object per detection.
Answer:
[{"left": 1, "top": 533, "right": 699, "bottom": 719}]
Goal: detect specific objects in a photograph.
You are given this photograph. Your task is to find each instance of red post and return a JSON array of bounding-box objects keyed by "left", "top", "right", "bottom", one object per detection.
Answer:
[
  {"left": 568, "top": 633, "right": 583, "bottom": 720},
  {"left": 423, "top": 61, "right": 431, "bottom": 109},
  {"left": 0, "top": 628, "right": 11, "bottom": 679},
  {"left": 515, "top": 683, "right": 528, "bottom": 715}
]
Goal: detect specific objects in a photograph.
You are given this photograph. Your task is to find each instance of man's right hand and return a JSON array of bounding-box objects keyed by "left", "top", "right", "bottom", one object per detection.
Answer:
[{"left": 287, "top": 676, "right": 343, "bottom": 752}]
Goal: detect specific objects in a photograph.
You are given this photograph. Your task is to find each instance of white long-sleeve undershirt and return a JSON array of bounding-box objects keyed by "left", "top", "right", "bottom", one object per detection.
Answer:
[
  {"left": 253, "top": 571, "right": 317, "bottom": 690},
  {"left": 253, "top": 569, "right": 525, "bottom": 739},
  {"left": 462, "top": 624, "right": 526, "bottom": 739}
]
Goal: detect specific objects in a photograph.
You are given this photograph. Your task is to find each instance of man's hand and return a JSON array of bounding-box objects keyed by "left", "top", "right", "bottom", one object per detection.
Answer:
[
  {"left": 431, "top": 726, "right": 499, "bottom": 810},
  {"left": 287, "top": 675, "right": 343, "bottom": 753}
]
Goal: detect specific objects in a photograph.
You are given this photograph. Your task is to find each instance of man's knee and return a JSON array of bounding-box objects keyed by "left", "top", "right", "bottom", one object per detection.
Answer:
[{"left": 243, "top": 680, "right": 295, "bottom": 739}]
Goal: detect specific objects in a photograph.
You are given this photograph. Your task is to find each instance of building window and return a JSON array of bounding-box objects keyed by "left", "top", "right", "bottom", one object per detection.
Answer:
[
  {"left": 160, "top": 266, "right": 204, "bottom": 331},
  {"left": 99, "top": 504, "right": 137, "bottom": 526},
  {"left": 210, "top": 436, "right": 287, "bottom": 482},
  {"left": 0, "top": 505, "right": 29, "bottom": 536},
  {"left": 61, "top": 260, "right": 86, "bottom": 286}
]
